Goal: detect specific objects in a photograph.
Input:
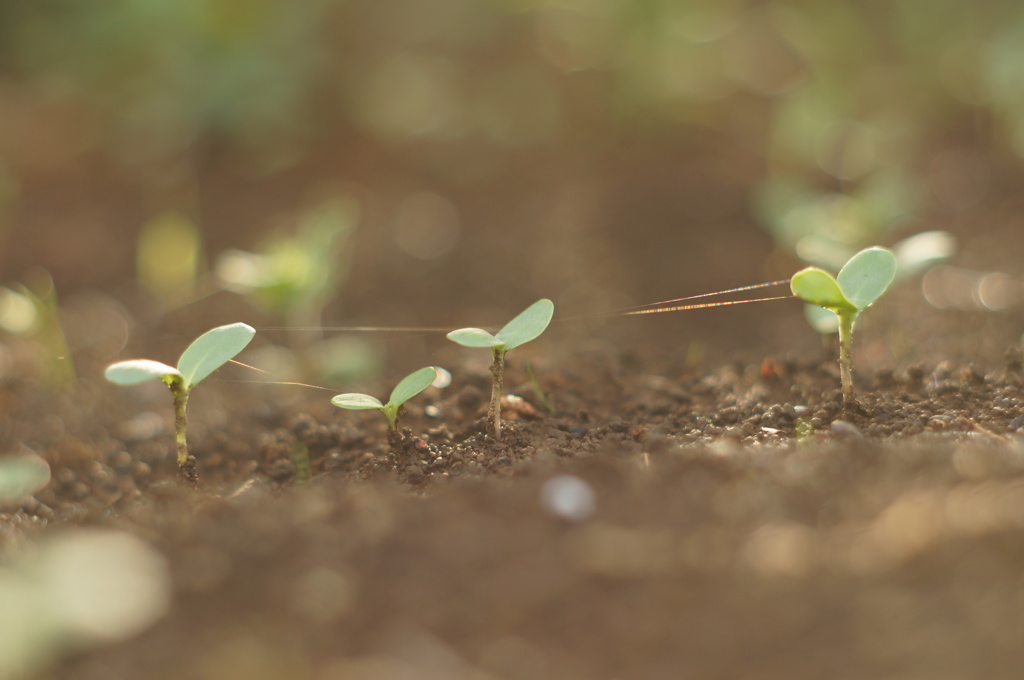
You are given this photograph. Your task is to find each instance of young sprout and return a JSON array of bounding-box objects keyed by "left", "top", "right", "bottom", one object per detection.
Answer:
[
  {"left": 331, "top": 366, "right": 439, "bottom": 446},
  {"left": 791, "top": 246, "right": 897, "bottom": 405},
  {"left": 447, "top": 299, "right": 554, "bottom": 441},
  {"left": 104, "top": 322, "right": 255, "bottom": 487}
]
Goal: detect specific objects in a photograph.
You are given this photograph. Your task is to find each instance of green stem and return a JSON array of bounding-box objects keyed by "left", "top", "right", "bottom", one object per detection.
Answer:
[
  {"left": 489, "top": 347, "right": 506, "bottom": 441},
  {"left": 170, "top": 383, "right": 197, "bottom": 487},
  {"left": 837, "top": 311, "right": 857, "bottom": 406},
  {"left": 383, "top": 405, "right": 398, "bottom": 432}
]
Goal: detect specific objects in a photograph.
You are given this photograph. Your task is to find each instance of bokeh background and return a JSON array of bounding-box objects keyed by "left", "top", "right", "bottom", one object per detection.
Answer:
[
  {"left": 3, "top": 0, "right": 1024, "bottom": 380},
  {"left": 6, "top": 6, "right": 1024, "bottom": 677}
]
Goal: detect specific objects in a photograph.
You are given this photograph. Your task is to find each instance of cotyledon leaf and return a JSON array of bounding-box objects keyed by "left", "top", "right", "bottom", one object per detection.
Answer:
[
  {"left": 389, "top": 366, "right": 438, "bottom": 406},
  {"left": 495, "top": 299, "right": 554, "bottom": 351},
  {"left": 837, "top": 246, "right": 897, "bottom": 310},
  {"left": 176, "top": 322, "right": 255, "bottom": 389},
  {"left": 330, "top": 393, "right": 385, "bottom": 410},
  {"left": 446, "top": 327, "right": 503, "bottom": 349},
  {"left": 104, "top": 360, "right": 181, "bottom": 386},
  {"left": 790, "top": 268, "right": 851, "bottom": 311}
]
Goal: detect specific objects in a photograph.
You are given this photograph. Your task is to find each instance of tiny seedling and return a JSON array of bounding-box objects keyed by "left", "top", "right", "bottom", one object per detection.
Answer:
[
  {"left": 104, "top": 322, "right": 255, "bottom": 486},
  {"left": 447, "top": 299, "right": 554, "bottom": 441},
  {"left": 791, "top": 246, "right": 897, "bottom": 405},
  {"left": 331, "top": 366, "right": 439, "bottom": 446}
]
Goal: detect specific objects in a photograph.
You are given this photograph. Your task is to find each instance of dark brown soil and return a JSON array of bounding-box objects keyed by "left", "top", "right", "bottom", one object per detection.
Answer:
[{"left": 6, "top": 317, "right": 1024, "bottom": 679}]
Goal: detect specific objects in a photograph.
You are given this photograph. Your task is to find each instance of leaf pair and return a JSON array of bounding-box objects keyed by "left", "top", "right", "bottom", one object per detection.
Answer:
[
  {"left": 105, "top": 322, "right": 256, "bottom": 390},
  {"left": 331, "top": 366, "right": 439, "bottom": 431},
  {"left": 446, "top": 299, "right": 554, "bottom": 352},
  {"left": 791, "top": 247, "right": 897, "bottom": 314}
]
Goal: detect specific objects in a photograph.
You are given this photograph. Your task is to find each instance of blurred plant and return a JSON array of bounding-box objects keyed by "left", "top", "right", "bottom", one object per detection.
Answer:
[
  {"left": 0, "top": 269, "right": 76, "bottom": 392},
  {"left": 216, "top": 196, "right": 361, "bottom": 377},
  {"left": 791, "top": 247, "right": 897, "bottom": 405},
  {"left": 0, "top": 450, "right": 50, "bottom": 504},
  {"left": 0, "top": 529, "right": 170, "bottom": 680},
  {"left": 331, "top": 366, "right": 439, "bottom": 449},
  {"left": 0, "top": 0, "right": 328, "bottom": 166},
  {"left": 135, "top": 211, "right": 203, "bottom": 308},
  {"left": 217, "top": 197, "right": 356, "bottom": 325},
  {"left": 216, "top": 196, "right": 356, "bottom": 327},
  {"left": 526, "top": 361, "right": 557, "bottom": 416},
  {"left": 104, "top": 322, "right": 255, "bottom": 486},
  {"left": 447, "top": 299, "right": 554, "bottom": 441}
]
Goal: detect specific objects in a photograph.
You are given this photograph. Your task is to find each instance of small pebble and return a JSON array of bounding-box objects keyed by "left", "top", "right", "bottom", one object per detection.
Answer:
[
  {"left": 829, "top": 420, "right": 864, "bottom": 439},
  {"left": 540, "top": 475, "right": 596, "bottom": 522}
]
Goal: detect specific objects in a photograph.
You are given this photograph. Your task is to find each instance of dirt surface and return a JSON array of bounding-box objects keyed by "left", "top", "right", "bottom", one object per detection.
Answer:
[{"left": 4, "top": 308, "right": 1024, "bottom": 679}]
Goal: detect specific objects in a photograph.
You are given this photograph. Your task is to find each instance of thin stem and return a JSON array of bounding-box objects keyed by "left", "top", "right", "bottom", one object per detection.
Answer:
[
  {"left": 383, "top": 404, "right": 404, "bottom": 455},
  {"left": 837, "top": 311, "right": 857, "bottom": 406},
  {"left": 489, "top": 347, "right": 506, "bottom": 441},
  {"left": 170, "top": 383, "right": 198, "bottom": 487},
  {"left": 383, "top": 404, "right": 398, "bottom": 431}
]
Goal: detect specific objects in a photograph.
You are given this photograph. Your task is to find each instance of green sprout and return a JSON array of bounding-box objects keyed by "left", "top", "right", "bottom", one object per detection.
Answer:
[
  {"left": 331, "top": 366, "right": 439, "bottom": 446},
  {"left": 447, "top": 299, "right": 554, "bottom": 441},
  {"left": 791, "top": 247, "right": 897, "bottom": 406},
  {"left": 104, "top": 322, "right": 255, "bottom": 487}
]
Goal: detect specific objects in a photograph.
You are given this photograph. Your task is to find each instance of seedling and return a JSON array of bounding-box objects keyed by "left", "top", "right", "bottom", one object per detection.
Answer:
[
  {"left": 331, "top": 366, "right": 439, "bottom": 446},
  {"left": 447, "top": 299, "right": 554, "bottom": 441},
  {"left": 791, "top": 246, "right": 897, "bottom": 405},
  {"left": 104, "top": 322, "right": 255, "bottom": 486}
]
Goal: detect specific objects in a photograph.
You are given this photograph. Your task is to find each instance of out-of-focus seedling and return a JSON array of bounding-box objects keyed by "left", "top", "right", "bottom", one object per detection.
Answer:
[
  {"left": 0, "top": 451, "right": 50, "bottom": 505},
  {"left": 104, "top": 322, "right": 255, "bottom": 486},
  {"left": 447, "top": 299, "right": 554, "bottom": 441},
  {"left": 331, "top": 366, "right": 439, "bottom": 448},
  {"left": 0, "top": 269, "right": 76, "bottom": 392},
  {"left": 791, "top": 247, "right": 897, "bottom": 405},
  {"left": 216, "top": 197, "right": 365, "bottom": 379},
  {"left": 136, "top": 211, "right": 203, "bottom": 308}
]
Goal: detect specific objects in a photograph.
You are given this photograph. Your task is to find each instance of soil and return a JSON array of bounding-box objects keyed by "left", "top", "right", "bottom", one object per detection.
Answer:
[
  {"left": 5, "top": 305, "right": 1024, "bottom": 679},
  {"left": 6, "top": 138, "right": 1024, "bottom": 679}
]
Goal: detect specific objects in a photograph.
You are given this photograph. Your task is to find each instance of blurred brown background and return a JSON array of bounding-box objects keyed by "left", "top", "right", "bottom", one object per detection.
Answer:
[{"left": 2, "top": 0, "right": 1024, "bottom": 374}]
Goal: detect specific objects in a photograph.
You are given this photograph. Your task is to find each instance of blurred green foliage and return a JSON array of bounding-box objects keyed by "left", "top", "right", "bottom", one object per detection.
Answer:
[
  {"left": 0, "top": 270, "right": 76, "bottom": 391},
  {"left": 136, "top": 212, "right": 203, "bottom": 307},
  {"left": 215, "top": 195, "right": 358, "bottom": 327},
  {"left": 215, "top": 195, "right": 379, "bottom": 383},
  {"left": 0, "top": 0, "right": 327, "bottom": 163},
  {"left": 3, "top": 0, "right": 1024, "bottom": 251}
]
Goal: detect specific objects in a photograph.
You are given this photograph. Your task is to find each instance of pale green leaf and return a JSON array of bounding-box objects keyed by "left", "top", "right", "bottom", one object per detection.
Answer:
[
  {"left": 892, "top": 231, "right": 955, "bottom": 280},
  {"left": 496, "top": 299, "right": 554, "bottom": 350},
  {"left": 447, "top": 327, "right": 502, "bottom": 348},
  {"left": 331, "top": 393, "right": 384, "bottom": 410},
  {"left": 837, "top": 246, "right": 897, "bottom": 310},
  {"left": 791, "top": 268, "right": 851, "bottom": 311},
  {"left": 389, "top": 366, "right": 438, "bottom": 406},
  {"left": 177, "top": 322, "right": 255, "bottom": 389},
  {"left": 105, "top": 360, "right": 181, "bottom": 386},
  {"left": 0, "top": 453, "right": 50, "bottom": 502}
]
